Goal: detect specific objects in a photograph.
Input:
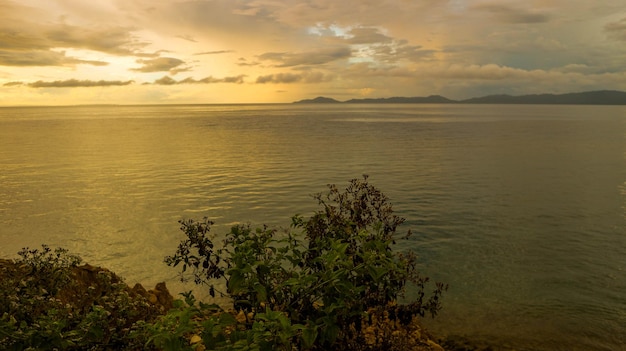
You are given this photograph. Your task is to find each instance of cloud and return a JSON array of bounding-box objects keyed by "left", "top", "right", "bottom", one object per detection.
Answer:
[
  {"left": 176, "top": 34, "right": 197, "bottom": 42},
  {"left": 268, "top": 0, "right": 448, "bottom": 29},
  {"left": 28, "top": 79, "right": 134, "bottom": 88},
  {"left": 301, "top": 24, "right": 434, "bottom": 64},
  {"left": 339, "top": 61, "right": 626, "bottom": 99},
  {"left": 132, "top": 57, "right": 186, "bottom": 73},
  {"left": 221, "top": 75, "right": 246, "bottom": 83},
  {"left": 346, "top": 27, "right": 393, "bottom": 44},
  {"left": 237, "top": 57, "right": 260, "bottom": 66},
  {"left": 605, "top": 17, "right": 626, "bottom": 41},
  {"left": 367, "top": 42, "right": 436, "bottom": 63},
  {"left": 256, "top": 71, "right": 332, "bottom": 84},
  {"left": 45, "top": 24, "right": 150, "bottom": 56},
  {"left": 3, "top": 81, "right": 23, "bottom": 87},
  {"left": 153, "top": 76, "right": 177, "bottom": 85},
  {"left": 472, "top": 3, "right": 551, "bottom": 24},
  {"left": 194, "top": 50, "right": 234, "bottom": 55},
  {"left": 256, "top": 73, "right": 301, "bottom": 84},
  {"left": 0, "top": 49, "right": 107, "bottom": 67},
  {"left": 152, "top": 75, "right": 246, "bottom": 85},
  {"left": 0, "top": 1, "right": 153, "bottom": 68},
  {"left": 555, "top": 64, "right": 594, "bottom": 74},
  {"left": 258, "top": 47, "right": 352, "bottom": 67},
  {"left": 0, "top": 20, "right": 148, "bottom": 67},
  {"left": 1, "top": 0, "right": 625, "bottom": 104},
  {"left": 415, "top": 63, "right": 626, "bottom": 91}
]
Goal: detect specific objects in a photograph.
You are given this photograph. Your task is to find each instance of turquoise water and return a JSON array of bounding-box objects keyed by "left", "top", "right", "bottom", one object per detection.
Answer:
[{"left": 1, "top": 104, "right": 625, "bottom": 350}]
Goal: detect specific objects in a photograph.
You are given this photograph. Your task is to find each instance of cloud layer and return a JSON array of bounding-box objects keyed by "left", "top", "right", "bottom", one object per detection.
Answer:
[{"left": 1, "top": 0, "right": 625, "bottom": 104}]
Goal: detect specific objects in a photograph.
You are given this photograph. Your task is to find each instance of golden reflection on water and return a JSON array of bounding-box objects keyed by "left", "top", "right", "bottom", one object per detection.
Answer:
[{"left": 1, "top": 104, "right": 625, "bottom": 351}]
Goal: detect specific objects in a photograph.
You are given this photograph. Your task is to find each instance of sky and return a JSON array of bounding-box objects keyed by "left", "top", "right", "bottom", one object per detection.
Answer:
[{"left": 1, "top": 0, "right": 626, "bottom": 105}]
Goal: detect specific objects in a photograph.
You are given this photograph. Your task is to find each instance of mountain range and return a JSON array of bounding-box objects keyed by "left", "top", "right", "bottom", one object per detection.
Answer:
[{"left": 293, "top": 90, "right": 626, "bottom": 105}]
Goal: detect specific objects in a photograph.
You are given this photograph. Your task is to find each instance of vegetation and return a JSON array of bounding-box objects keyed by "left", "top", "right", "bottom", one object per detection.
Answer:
[
  {"left": 162, "top": 176, "right": 447, "bottom": 350},
  {"left": 0, "top": 177, "right": 446, "bottom": 350},
  {"left": 0, "top": 245, "right": 163, "bottom": 350}
]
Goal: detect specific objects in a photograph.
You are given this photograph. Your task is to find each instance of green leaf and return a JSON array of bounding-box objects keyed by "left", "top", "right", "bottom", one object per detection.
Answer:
[
  {"left": 284, "top": 277, "right": 301, "bottom": 286},
  {"left": 277, "top": 313, "right": 291, "bottom": 330},
  {"left": 301, "top": 324, "right": 318, "bottom": 349},
  {"left": 254, "top": 284, "right": 268, "bottom": 302},
  {"left": 218, "top": 312, "right": 236, "bottom": 327},
  {"left": 228, "top": 270, "right": 246, "bottom": 295}
]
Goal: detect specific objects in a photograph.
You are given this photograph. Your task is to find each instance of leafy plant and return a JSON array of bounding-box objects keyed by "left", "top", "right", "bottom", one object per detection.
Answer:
[
  {"left": 0, "top": 245, "right": 163, "bottom": 350},
  {"left": 165, "top": 176, "right": 447, "bottom": 350}
]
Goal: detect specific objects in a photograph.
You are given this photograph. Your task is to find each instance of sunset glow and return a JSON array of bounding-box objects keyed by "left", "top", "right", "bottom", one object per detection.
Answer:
[{"left": 1, "top": 0, "right": 626, "bottom": 105}]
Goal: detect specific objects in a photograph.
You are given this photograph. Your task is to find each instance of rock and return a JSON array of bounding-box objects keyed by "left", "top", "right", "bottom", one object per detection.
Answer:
[
  {"left": 148, "top": 293, "right": 158, "bottom": 305},
  {"left": 132, "top": 281, "right": 174, "bottom": 312},
  {"left": 148, "top": 281, "right": 174, "bottom": 311},
  {"left": 131, "top": 282, "right": 149, "bottom": 297}
]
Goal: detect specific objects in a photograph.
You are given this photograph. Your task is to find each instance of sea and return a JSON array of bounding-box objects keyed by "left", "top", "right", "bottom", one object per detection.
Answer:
[{"left": 0, "top": 103, "right": 624, "bottom": 350}]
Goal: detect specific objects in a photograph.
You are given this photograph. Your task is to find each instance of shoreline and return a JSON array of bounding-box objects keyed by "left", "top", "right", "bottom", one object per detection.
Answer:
[{"left": 1, "top": 258, "right": 452, "bottom": 350}]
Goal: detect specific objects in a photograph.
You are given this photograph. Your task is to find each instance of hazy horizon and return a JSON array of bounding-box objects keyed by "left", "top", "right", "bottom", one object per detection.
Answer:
[{"left": 1, "top": 89, "right": 625, "bottom": 108}]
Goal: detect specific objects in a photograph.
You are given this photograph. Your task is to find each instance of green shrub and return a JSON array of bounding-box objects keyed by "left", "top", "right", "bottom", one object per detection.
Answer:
[
  {"left": 164, "top": 176, "right": 447, "bottom": 350},
  {"left": 0, "top": 245, "right": 162, "bottom": 350}
]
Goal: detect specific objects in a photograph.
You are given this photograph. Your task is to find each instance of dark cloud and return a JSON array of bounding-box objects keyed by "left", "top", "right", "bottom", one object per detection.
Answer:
[
  {"left": 474, "top": 4, "right": 551, "bottom": 24},
  {"left": 256, "top": 73, "right": 302, "bottom": 84},
  {"left": 170, "top": 67, "right": 194, "bottom": 75},
  {"left": 0, "top": 47, "right": 109, "bottom": 67},
  {"left": 237, "top": 57, "right": 260, "bottom": 66},
  {"left": 154, "top": 76, "right": 177, "bottom": 85},
  {"left": 3, "top": 81, "right": 23, "bottom": 87},
  {"left": 258, "top": 47, "right": 352, "bottom": 67},
  {"left": 0, "top": 30, "right": 49, "bottom": 51},
  {"left": 0, "top": 1, "right": 153, "bottom": 68},
  {"left": 28, "top": 79, "right": 134, "bottom": 88},
  {"left": 256, "top": 71, "right": 332, "bottom": 84},
  {"left": 221, "top": 75, "right": 246, "bottom": 83},
  {"left": 605, "top": 17, "right": 626, "bottom": 41},
  {"left": 194, "top": 50, "right": 233, "bottom": 55},
  {"left": 368, "top": 42, "right": 436, "bottom": 63},
  {"left": 347, "top": 27, "right": 393, "bottom": 44},
  {"left": 45, "top": 24, "right": 150, "bottom": 56},
  {"left": 152, "top": 75, "right": 246, "bottom": 85},
  {"left": 0, "top": 20, "right": 150, "bottom": 68},
  {"left": 132, "top": 57, "right": 186, "bottom": 73}
]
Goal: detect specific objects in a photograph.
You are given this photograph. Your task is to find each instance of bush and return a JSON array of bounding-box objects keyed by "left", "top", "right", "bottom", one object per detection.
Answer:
[
  {"left": 164, "top": 176, "right": 447, "bottom": 350},
  {"left": 0, "top": 245, "right": 163, "bottom": 350},
  {"left": 0, "top": 177, "right": 446, "bottom": 350}
]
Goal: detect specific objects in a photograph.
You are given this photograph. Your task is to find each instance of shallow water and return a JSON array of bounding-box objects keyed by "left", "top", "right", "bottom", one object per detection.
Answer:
[{"left": 1, "top": 104, "right": 625, "bottom": 350}]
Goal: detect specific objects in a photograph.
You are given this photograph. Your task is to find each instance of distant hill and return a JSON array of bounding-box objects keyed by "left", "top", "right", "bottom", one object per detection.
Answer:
[
  {"left": 293, "top": 90, "right": 626, "bottom": 105},
  {"left": 293, "top": 96, "right": 341, "bottom": 104},
  {"left": 344, "top": 95, "right": 455, "bottom": 104},
  {"left": 461, "top": 90, "right": 626, "bottom": 105}
]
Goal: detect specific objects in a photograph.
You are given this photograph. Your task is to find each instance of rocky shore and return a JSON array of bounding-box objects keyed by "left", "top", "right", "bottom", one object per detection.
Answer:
[
  {"left": 0, "top": 258, "right": 174, "bottom": 313},
  {"left": 1, "top": 258, "right": 490, "bottom": 351}
]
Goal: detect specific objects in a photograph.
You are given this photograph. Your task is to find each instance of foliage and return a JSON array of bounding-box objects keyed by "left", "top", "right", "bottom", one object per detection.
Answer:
[
  {"left": 0, "top": 177, "right": 447, "bottom": 350},
  {"left": 165, "top": 176, "right": 447, "bottom": 350},
  {"left": 0, "top": 245, "right": 162, "bottom": 350},
  {"left": 134, "top": 291, "right": 309, "bottom": 351}
]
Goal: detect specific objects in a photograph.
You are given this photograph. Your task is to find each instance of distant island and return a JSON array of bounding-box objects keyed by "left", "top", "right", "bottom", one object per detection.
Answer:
[{"left": 294, "top": 90, "right": 626, "bottom": 105}]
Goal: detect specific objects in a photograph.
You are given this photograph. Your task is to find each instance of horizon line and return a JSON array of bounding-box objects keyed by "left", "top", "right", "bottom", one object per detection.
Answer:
[{"left": 2, "top": 89, "right": 625, "bottom": 108}]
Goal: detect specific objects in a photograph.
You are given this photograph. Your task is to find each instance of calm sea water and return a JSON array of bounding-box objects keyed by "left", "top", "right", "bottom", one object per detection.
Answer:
[{"left": 1, "top": 104, "right": 624, "bottom": 350}]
